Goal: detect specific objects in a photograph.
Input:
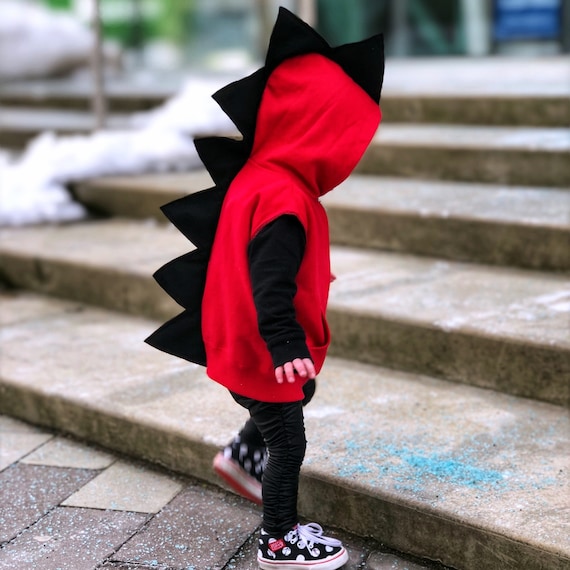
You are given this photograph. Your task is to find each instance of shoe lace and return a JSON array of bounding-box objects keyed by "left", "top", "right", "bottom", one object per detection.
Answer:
[{"left": 296, "top": 523, "right": 342, "bottom": 550}]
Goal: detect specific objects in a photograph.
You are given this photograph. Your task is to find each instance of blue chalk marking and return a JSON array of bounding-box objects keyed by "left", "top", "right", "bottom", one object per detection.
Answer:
[
  {"left": 337, "top": 438, "right": 505, "bottom": 492},
  {"left": 386, "top": 445, "right": 504, "bottom": 488}
]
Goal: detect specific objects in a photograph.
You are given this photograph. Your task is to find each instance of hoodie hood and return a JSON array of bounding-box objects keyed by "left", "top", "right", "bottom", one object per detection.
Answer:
[{"left": 251, "top": 53, "right": 381, "bottom": 196}]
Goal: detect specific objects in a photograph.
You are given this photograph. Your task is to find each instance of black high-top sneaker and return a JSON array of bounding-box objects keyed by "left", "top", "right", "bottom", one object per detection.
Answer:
[
  {"left": 258, "top": 523, "right": 348, "bottom": 569},
  {"left": 213, "top": 436, "right": 267, "bottom": 505}
]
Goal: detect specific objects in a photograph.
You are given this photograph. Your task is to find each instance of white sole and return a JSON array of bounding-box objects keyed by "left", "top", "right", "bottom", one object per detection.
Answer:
[
  {"left": 213, "top": 452, "right": 263, "bottom": 505},
  {"left": 258, "top": 547, "right": 349, "bottom": 569}
]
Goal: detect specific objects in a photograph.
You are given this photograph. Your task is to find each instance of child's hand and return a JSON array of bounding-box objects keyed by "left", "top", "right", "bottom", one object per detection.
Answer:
[{"left": 275, "top": 358, "right": 316, "bottom": 384}]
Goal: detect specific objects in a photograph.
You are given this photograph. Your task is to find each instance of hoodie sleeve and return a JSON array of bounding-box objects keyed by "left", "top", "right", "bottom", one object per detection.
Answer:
[{"left": 248, "top": 214, "right": 312, "bottom": 368}]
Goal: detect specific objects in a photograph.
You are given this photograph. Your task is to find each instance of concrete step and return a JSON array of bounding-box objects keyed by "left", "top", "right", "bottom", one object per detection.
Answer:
[
  {"left": 1, "top": 57, "right": 568, "bottom": 127},
  {"left": 0, "top": 107, "right": 131, "bottom": 148},
  {"left": 0, "top": 219, "right": 568, "bottom": 406},
  {"left": 0, "top": 81, "right": 171, "bottom": 113},
  {"left": 3, "top": 105, "right": 568, "bottom": 189},
  {"left": 360, "top": 125, "right": 570, "bottom": 188},
  {"left": 1, "top": 291, "right": 568, "bottom": 570},
  {"left": 382, "top": 56, "right": 570, "bottom": 127},
  {"left": 73, "top": 172, "right": 570, "bottom": 271},
  {"left": 381, "top": 94, "right": 569, "bottom": 127},
  {"left": 1, "top": 86, "right": 566, "bottom": 128}
]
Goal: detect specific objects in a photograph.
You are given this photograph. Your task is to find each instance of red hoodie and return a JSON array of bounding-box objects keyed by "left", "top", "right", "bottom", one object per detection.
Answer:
[{"left": 201, "top": 53, "right": 381, "bottom": 402}]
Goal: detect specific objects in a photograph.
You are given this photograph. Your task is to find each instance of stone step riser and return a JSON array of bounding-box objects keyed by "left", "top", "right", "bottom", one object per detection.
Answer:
[
  {"left": 73, "top": 180, "right": 570, "bottom": 272},
  {"left": 382, "top": 96, "right": 569, "bottom": 128},
  {"left": 327, "top": 308, "right": 568, "bottom": 407},
  {"left": 0, "top": 130, "right": 59, "bottom": 149},
  {"left": 327, "top": 208, "right": 569, "bottom": 272},
  {"left": 0, "top": 95, "right": 164, "bottom": 113},
  {"left": 358, "top": 144, "right": 570, "bottom": 188},
  {"left": 1, "top": 94, "right": 567, "bottom": 127},
  {"left": 1, "top": 251, "right": 567, "bottom": 407}
]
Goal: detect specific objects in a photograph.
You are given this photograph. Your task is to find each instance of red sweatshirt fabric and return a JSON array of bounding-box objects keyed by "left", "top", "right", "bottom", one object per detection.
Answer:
[{"left": 201, "top": 53, "right": 381, "bottom": 402}]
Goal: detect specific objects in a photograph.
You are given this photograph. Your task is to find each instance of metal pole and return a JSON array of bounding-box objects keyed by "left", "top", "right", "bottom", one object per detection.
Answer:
[
  {"left": 92, "top": 0, "right": 107, "bottom": 130},
  {"left": 255, "top": 0, "right": 273, "bottom": 59},
  {"left": 297, "top": 0, "right": 317, "bottom": 27},
  {"left": 391, "top": 0, "right": 409, "bottom": 57},
  {"left": 461, "top": 0, "right": 490, "bottom": 55}
]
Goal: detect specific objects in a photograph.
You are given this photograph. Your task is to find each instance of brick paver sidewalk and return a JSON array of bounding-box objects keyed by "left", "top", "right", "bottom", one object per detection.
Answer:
[{"left": 0, "top": 415, "right": 433, "bottom": 570}]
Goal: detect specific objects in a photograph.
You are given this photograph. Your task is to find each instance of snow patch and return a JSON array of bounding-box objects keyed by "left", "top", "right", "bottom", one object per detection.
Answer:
[
  {"left": 534, "top": 290, "right": 570, "bottom": 313},
  {"left": 0, "top": 0, "right": 95, "bottom": 80},
  {"left": 0, "top": 77, "right": 233, "bottom": 226}
]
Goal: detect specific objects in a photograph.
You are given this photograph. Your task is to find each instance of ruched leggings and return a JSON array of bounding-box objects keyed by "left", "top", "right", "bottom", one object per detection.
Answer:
[{"left": 230, "top": 379, "right": 316, "bottom": 536}]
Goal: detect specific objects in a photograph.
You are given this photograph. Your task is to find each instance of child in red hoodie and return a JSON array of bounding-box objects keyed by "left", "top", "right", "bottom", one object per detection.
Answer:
[{"left": 147, "top": 8, "right": 384, "bottom": 569}]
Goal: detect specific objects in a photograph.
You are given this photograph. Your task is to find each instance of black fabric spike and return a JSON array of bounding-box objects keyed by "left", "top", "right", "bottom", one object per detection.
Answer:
[
  {"left": 212, "top": 68, "right": 267, "bottom": 142},
  {"left": 194, "top": 136, "right": 251, "bottom": 188},
  {"left": 265, "top": 7, "right": 330, "bottom": 73},
  {"left": 153, "top": 248, "right": 209, "bottom": 309},
  {"left": 145, "top": 310, "right": 206, "bottom": 365},
  {"left": 160, "top": 186, "right": 224, "bottom": 250},
  {"left": 332, "top": 34, "right": 385, "bottom": 103}
]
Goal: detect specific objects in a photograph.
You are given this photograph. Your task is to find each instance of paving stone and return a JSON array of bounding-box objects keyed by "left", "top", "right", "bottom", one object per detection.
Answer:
[
  {"left": 0, "top": 464, "right": 96, "bottom": 543},
  {"left": 366, "top": 551, "right": 428, "bottom": 569},
  {"left": 97, "top": 562, "right": 160, "bottom": 570},
  {"left": 223, "top": 532, "right": 261, "bottom": 570},
  {"left": 22, "top": 436, "right": 116, "bottom": 469},
  {"left": 113, "top": 485, "right": 260, "bottom": 569},
  {"left": 62, "top": 460, "right": 183, "bottom": 513},
  {"left": 0, "top": 416, "right": 53, "bottom": 471},
  {"left": 97, "top": 562, "right": 163, "bottom": 570},
  {"left": 323, "top": 530, "right": 372, "bottom": 570},
  {"left": 0, "top": 506, "right": 148, "bottom": 570},
  {"left": 0, "top": 415, "right": 39, "bottom": 433},
  {"left": 0, "top": 432, "right": 54, "bottom": 471}
]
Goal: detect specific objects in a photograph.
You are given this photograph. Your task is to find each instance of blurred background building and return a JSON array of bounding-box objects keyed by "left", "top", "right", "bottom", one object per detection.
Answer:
[{"left": 33, "top": 0, "right": 570, "bottom": 73}]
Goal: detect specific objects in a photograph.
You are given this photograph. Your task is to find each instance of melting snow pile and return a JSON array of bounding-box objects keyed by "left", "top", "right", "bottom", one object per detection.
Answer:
[
  {"left": 0, "top": 78, "right": 234, "bottom": 226},
  {"left": 0, "top": 0, "right": 95, "bottom": 80}
]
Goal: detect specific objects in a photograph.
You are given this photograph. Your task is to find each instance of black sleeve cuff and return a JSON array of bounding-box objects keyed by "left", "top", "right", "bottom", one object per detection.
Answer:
[{"left": 269, "top": 338, "right": 312, "bottom": 369}]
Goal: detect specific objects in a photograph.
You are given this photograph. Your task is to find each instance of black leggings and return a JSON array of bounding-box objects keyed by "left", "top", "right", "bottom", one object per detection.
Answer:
[{"left": 231, "top": 379, "right": 316, "bottom": 536}]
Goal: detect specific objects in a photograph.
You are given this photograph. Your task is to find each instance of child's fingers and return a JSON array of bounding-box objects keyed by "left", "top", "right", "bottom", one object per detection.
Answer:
[
  {"left": 284, "top": 362, "right": 296, "bottom": 383},
  {"left": 292, "top": 358, "right": 309, "bottom": 378},
  {"left": 303, "top": 358, "right": 317, "bottom": 379},
  {"left": 292, "top": 358, "right": 316, "bottom": 379},
  {"left": 275, "top": 358, "right": 317, "bottom": 384}
]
